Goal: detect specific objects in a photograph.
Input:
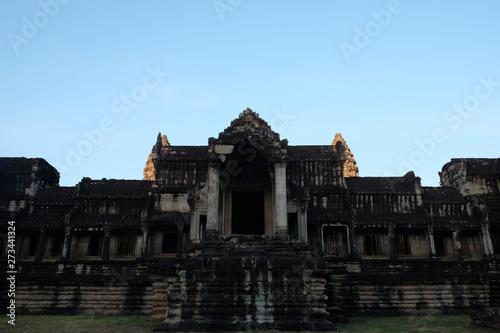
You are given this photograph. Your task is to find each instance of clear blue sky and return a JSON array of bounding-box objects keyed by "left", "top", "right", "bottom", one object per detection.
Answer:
[{"left": 1, "top": 0, "right": 499, "bottom": 186}]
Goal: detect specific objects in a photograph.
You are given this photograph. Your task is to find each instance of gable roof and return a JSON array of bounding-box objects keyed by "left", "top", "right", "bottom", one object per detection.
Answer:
[{"left": 216, "top": 108, "right": 281, "bottom": 143}]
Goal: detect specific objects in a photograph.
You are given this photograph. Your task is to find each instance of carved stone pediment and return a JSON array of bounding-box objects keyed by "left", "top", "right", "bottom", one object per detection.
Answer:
[{"left": 210, "top": 108, "right": 288, "bottom": 158}]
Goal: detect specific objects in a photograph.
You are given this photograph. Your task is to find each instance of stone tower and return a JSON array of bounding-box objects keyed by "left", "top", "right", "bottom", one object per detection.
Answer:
[
  {"left": 143, "top": 134, "right": 169, "bottom": 180},
  {"left": 332, "top": 133, "right": 359, "bottom": 177}
]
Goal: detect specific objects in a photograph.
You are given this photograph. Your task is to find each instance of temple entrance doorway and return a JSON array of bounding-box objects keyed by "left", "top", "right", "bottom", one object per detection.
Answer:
[
  {"left": 221, "top": 141, "right": 274, "bottom": 235},
  {"left": 231, "top": 191, "right": 265, "bottom": 235}
]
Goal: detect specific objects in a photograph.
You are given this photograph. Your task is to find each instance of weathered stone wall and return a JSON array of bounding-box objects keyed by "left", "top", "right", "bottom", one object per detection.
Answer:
[
  {"left": 440, "top": 158, "right": 500, "bottom": 197},
  {"left": 0, "top": 243, "right": 337, "bottom": 331},
  {"left": 152, "top": 239, "right": 337, "bottom": 332},
  {"left": 339, "top": 282, "right": 489, "bottom": 315},
  {"left": 324, "top": 259, "right": 499, "bottom": 317},
  {"left": 4, "top": 261, "right": 158, "bottom": 316},
  {"left": 15, "top": 283, "right": 155, "bottom": 315},
  {"left": 4, "top": 257, "right": 499, "bottom": 324}
]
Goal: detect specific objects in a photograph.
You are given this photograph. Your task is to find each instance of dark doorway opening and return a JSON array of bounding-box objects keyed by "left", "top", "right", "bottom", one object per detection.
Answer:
[
  {"left": 87, "top": 235, "right": 102, "bottom": 257},
  {"left": 162, "top": 230, "right": 178, "bottom": 254},
  {"left": 288, "top": 213, "right": 298, "bottom": 241},
  {"left": 232, "top": 191, "right": 265, "bottom": 235}
]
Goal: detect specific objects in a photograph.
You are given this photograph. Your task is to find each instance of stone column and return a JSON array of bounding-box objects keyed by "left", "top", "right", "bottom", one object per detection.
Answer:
[
  {"left": 188, "top": 202, "right": 199, "bottom": 241},
  {"left": 452, "top": 230, "right": 463, "bottom": 261},
  {"left": 35, "top": 229, "right": 46, "bottom": 262},
  {"left": 299, "top": 189, "right": 309, "bottom": 243},
  {"left": 205, "top": 162, "right": 220, "bottom": 239},
  {"left": 177, "top": 223, "right": 183, "bottom": 258},
  {"left": 274, "top": 163, "right": 288, "bottom": 236},
  {"left": 348, "top": 224, "right": 356, "bottom": 257},
  {"left": 141, "top": 223, "right": 149, "bottom": 257},
  {"left": 102, "top": 226, "right": 111, "bottom": 260},
  {"left": 62, "top": 225, "right": 72, "bottom": 260},
  {"left": 388, "top": 225, "right": 396, "bottom": 260},
  {"left": 427, "top": 226, "right": 437, "bottom": 259},
  {"left": 481, "top": 224, "right": 494, "bottom": 257},
  {"left": 299, "top": 206, "right": 308, "bottom": 242}
]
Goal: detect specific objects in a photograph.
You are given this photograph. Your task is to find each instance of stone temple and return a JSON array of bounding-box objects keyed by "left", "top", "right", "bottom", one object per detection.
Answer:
[{"left": 1, "top": 109, "right": 499, "bottom": 331}]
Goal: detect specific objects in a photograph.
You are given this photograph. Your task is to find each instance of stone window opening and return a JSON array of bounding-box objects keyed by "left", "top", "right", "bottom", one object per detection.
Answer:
[
  {"left": 114, "top": 234, "right": 138, "bottom": 257},
  {"left": 49, "top": 236, "right": 62, "bottom": 257},
  {"left": 459, "top": 230, "right": 482, "bottom": 260},
  {"left": 322, "top": 225, "right": 349, "bottom": 256},
  {"left": 396, "top": 234, "right": 411, "bottom": 256},
  {"left": 69, "top": 231, "right": 105, "bottom": 260},
  {"left": 45, "top": 232, "right": 63, "bottom": 259},
  {"left": 27, "top": 234, "right": 39, "bottom": 258},
  {"left": 18, "top": 233, "right": 39, "bottom": 260},
  {"left": 434, "top": 231, "right": 454, "bottom": 259},
  {"left": 461, "top": 236, "right": 472, "bottom": 257},
  {"left": 149, "top": 225, "right": 178, "bottom": 257},
  {"left": 364, "top": 234, "right": 383, "bottom": 256},
  {"left": 435, "top": 236, "right": 446, "bottom": 257},
  {"left": 394, "top": 230, "right": 429, "bottom": 258}
]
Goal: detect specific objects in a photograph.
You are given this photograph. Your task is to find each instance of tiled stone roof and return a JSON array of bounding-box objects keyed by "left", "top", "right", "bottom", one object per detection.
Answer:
[
  {"left": 18, "top": 214, "right": 66, "bottom": 228},
  {"left": 34, "top": 187, "right": 77, "bottom": 205},
  {"left": 346, "top": 175, "right": 417, "bottom": 193},
  {"left": 159, "top": 146, "right": 208, "bottom": 161},
  {"left": 307, "top": 208, "right": 351, "bottom": 222},
  {"left": 287, "top": 146, "right": 339, "bottom": 161},
  {"left": 422, "top": 187, "right": 465, "bottom": 204},
  {"left": 432, "top": 216, "right": 482, "bottom": 229},
  {"left": 0, "top": 157, "right": 36, "bottom": 174},
  {"left": 78, "top": 179, "right": 153, "bottom": 199},
  {"left": 465, "top": 158, "right": 500, "bottom": 176},
  {"left": 355, "top": 212, "right": 427, "bottom": 225},
  {"left": 73, "top": 214, "right": 142, "bottom": 227}
]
